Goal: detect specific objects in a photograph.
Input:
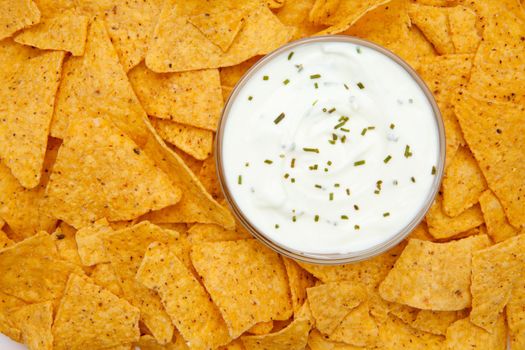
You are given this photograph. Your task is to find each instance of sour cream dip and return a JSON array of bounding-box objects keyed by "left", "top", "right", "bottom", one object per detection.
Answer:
[{"left": 217, "top": 37, "right": 444, "bottom": 262}]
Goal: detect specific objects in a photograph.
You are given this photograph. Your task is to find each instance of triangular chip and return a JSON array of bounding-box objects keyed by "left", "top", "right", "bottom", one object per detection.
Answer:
[
  {"left": 90, "top": 263, "right": 123, "bottom": 297},
  {"left": 282, "top": 257, "right": 316, "bottom": 314},
  {"left": 51, "top": 223, "right": 83, "bottom": 268},
  {"left": 198, "top": 156, "right": 224, "bottom": 202},
  {"left": 447, "top": 5, "right": 480, "bottom": 53},
  {"left": 247, "top": 321, "right": 274, "bottom": 335},
  {"left": 241, "top": 315, "right": 311, "bottom": 350},
  {"left": 0, "top": 0, "right": 40, "bottom": 40},
  {"left": 379, "top": 236, "right": 490, "bottom": 310},
  {"left": 14, "top": 12, "right": 88, "bottom": 56},
  {"left": 187, "top": 223, "right": 251, "bottom": 243},
  {"left": 52, "top": 274, "right": 140, "bottom": 350},
  {"left": 0, "top": 230, "right": 14, "bottom": 249},
  {"left": 508, "top": 274, "right": 525, "bottom": 350},
  {"left": 76, "top": 218, "right": 114, "bottom": 266},
  {"left": 136, "top": 242, "right": 231, "bottom": 349},
  {"left": 189, "top": 8, "right": 246, "bottom": 52},
  {"left": 191, "top": 239, "right": 293, "bottom": 338},
  {"left": 378, "top": 315, "right": 445, "bottom": 349},
  {"left": 327, "top": 302, "right": 378, "bottom": 347},
  {"left": 455, "top": 92, "right": 525, "bottom": 227},
  {"left": 307, "top": 282, "right": 367, "bottom": 335},
  {"left": 0, "top": 313, "right": 20, "bottom": 343},
  {"left": 445, "top": 316, "right": 507, "bottom": 350},
  {"left": 425, "top": 196, "right": 484, "bottom": 239},
  {"left": 46, "top": 114, "right": 180, "bottom": 228},
  {"left": 408, "top": 3, "right": 454, "bottom": 54},
  {"left": 275, "top": 0, "right": 325, "bottom": 39},
  {"left": 151, "top": 118, "right": 213, "bottom": 160},
  {"left": 470, "top": 234, "right": 525, "bottom": 331},
  {"left": 0, "top": 42, "right": 64, "bottom": 189},
  {"left": 479, "top": 190, "right": 519, "bottom": 243},
  {"left": 411, "top": 310, "right": 468, "bottom": 336},
  {"left": 10, "top": 301, "right": 53, "bottom": 350}
]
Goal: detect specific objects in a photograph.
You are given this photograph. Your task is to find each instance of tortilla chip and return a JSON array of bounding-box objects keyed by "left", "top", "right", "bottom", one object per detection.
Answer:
[
  {"left": 0, "top": 313, "right": 21, "bottom": 343},
  {"left": 470, "top": 234, "right": 525, "bottom": 331},
  {"left": 307, "top": 282, "right": 366, "bottom": 335},
  {"left": 406, "top": 222, "right": 434, "bottom": 241},
  {"left": 307, "top": 329, "right": 363, "bottom": 350},
  {"left": 282, "top": 258, "right": 316, "bottom": 314},
  {"left": 146, "top": 1, "right": 293, "bottom": 72},
  {"left": 0, "top": 0, "right": 40, "bottom": 40},
  {"left": 247, "top": 321, "right": 274, "bottom": 335},
  {"left": 276, "top": 0, "right": 325, "bottom": 39},
  {"left": 52, "top": 274, "right": 140, "bottom": 350},
  {"left": 90, "top": 263, "right": 123, "bottom": 296},
  {"left": 411, "top": 310, "right": 468, "bottom": 336},
  {"left": 51, "top": 225, "right": 82, "bottom": 268},
  {"left": 425, "top": 196, "right": 484, "bottom": 239},
  {"left": 10, "top": 301, "right": 53, "bottom": 350},
  {"left": 76, "top": 218, "right": 114, "bottom": 266},
  {"left": 0, "top": 43, "right": 64, "bottom": 189},
  {"left": 191, "top": 239, "right": 293, "bottom": 338},
  {"left": 327, "top": 302, "right": 378, "bottom": 347},
  {"left": 135, "top": 333, "right": 190, "bottom": 350},
  {"left": 189, "top": 8, "right": 246, "bottom": 52},
  {"left": 188, "top": 223, "right": 251, "bottom": 243},
  {"left": 14, "top": 13, "right": 88, "bottom": 56},
  {"left": 455, "top": 92, "right": 525, "bottom": 227},
  {"left": 445, "top": 316, "right": 507, "bottom": 350},
  {"left": 378, "top": 315, "right": 445, "bottom": 349},
  {"left": 389, "top": 303, "right": 419, "bottom": 325},
  {"left": 508, "top": 274, "right": 525, "bottom": 349},
  {"left": 219, "top": 339, "right": 245, "bottom": 350},
  {"left": 151, "top": 118, "right": 213, "bottom": 160},
  {"left": 408, "top": 3, "right": 454, "bottom": 54},
  {"left": 136, "top": 242, "right": 231, "bottom": 349},
  {"left": 102, "top": 221, "right": 178, "bottom": 344},
  {"left": 379, "top": 235, "right": 490, "bottom": 310},
  {"left": 46, "top": 114, "right": 180, "bottom": 228},
  {"left": 241, "top": 316, "right": 311, "bottom": 350},
  {"left": 198, "top": 156, "right": 224, "bottom": 202},
  {"left": 479, "top": 190, "right": 519, "bottom": 243},
  {"left": 219, "top": 56, "right": 261, "bottom": 88},
  {"left": 442, "top": 146, "right": 487, "bottom": 217},
  {"left": 128, "top": 63, "right": 223, "bottom": 130},
  {"left": 447, "top": 5, "right": 480, "bottom": 53},
  {"left": 0, "top": 229, "right": 13, "bottom": 250}
]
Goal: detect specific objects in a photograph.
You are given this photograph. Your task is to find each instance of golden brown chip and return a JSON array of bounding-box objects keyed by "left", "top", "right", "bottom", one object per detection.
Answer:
[
  {"left": 425, "top": 196, "right": 484, "bottom": 239},
  {"left": 128, "top": 63, "right": 223, "bottom": 130},
  {"left": 408, "top": 3, "right": 454, "bottom": 54},
  {"left": 508, "top": 274, "right": 525, "bottom": 350},
  {"left": 191, "top": 239, "right": 293, "bottom": 338},
  {"left": 282, "top": 258, "right": 316, "bottom": 314},
  {"left": 247, "top": 321, "right": 274, "bottom": 335},
  {"left": 10, "top": 301, "right": 53, "bottom": 350},
  {"left": 378, "top": 315, "right": 445, "bottom": 349},
  {"left": 187, "top": 223, "right": 251, "bottom": 243},
  {"left": 241, "top": 315, "right": 311, "bottom": 350},
  {"left": 52, "top": 274, "right": 140, "bottom": 350},
  {"left": 198, "top": 156, "right": 225, "bottom": 202},
  {"left": 136, "top": 242, "right": 231, "bottom": 349},
  {"left": 389, "top": 303, "right": 419, "bottom": 325},
  {"left": 276, "top": 0, "right": 325, "bottom": 39},
  {"left": 219, "top": 339, "right": 246, "bottom": 350},
  {"left": 0, "top": 313, "right": 20, "bottom": 343},
  {"left": 189, "top": 8, "right": 246, "bottom": 52},
  {"left": 51, "top": 224, "right": 83, "bottom": 268},
  {"left": 0, "top": 230, "right": 14, "bottom": 249},
  {"left": 89, "top": 263, "right": 123, "bottom": 297},
  {"left": 411, "top": 310, "right": 468, "bottom": 336},
  {"left": 470, "top": 234, "right": 525, "bottom": 331},
  {"left": 0, "top": 0, "right": 40, "bottom": 40},
  {"left": 308, "top": 329, "right": 364, "bottom": 350},
  {"left": 445, "top": 316, "right": 507, "bottom": 350},
  {"left": 151, "top": 118, "right": 213, "bottom": 160},
  {"left": 455, "top": 91, "right": 525, "bottom": 227},
  {"left": 447, "top": 5, "right": 480, "bottom": 53},
  {"left": 76, "top": 218, "right": 114, "bottom": 266},
  {"left": 146, "top": 0, "right": 293, "bottom": 72},
  {"left": 379, "top": 236, "right": 490, "bottom": 310},
  {"left": 442, "top": 146, "right": 487, "bottom": 217},
  {"left": 327, "top": 302, "right": 378, "bottom": 347},
  {"left": 479, "top": 190, "right": 519, "bottom": 243}
]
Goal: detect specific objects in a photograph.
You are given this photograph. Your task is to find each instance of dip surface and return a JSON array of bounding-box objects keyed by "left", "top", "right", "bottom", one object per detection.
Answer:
[{"left": 220, "top": 40, "right": 441, "bottom": 255}]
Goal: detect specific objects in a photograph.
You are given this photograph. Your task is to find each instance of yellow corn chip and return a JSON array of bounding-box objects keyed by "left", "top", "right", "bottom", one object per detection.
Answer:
[
  {"left": 0, "top": 313, "right": 21, "bottom": 343},
  {"left": 379, "top": 315, "right": 445, "bottom": 349},
  {"left": 247, "top": 321, "right": 274, "bottom": 335},
  {"left": 455, "top": 92, "right": 525, "bottom": 227},
  {"left": 307, "top": 282, "right": 367, "bottom": 335},
  {"left": 0, "top": 230, "right": 14, "bottom": 249},
  {"left": 76, "top": 218, "right": 114, "bottom": 266},
  {"left": 406, "top": 222, "right": 434, "bottom": 241},
  {"left": 442, "top": 146, "right": 487, "bottom": 217},
  {"left": 191, "top": 239, "right": 293, "bottom": 338},
  {"left": 219, "top": 339, "right": 245, "bottom": 350},
  {"left": 328, "top": 302, "right": 378, "bottom": 347},
  {"left": 479, "top": 190, "right": 519, "bottom": 243},
  {"left": 411, "top": 310, "right": 468, "bottom": 336},
  {"left": 51, "top": 225, "right": 82, "bottom": 268},
  {"left": 14, "top": 13, "right": 88, "bottom": 56},
  {"left": 198, "top": 156, "right": 225, "bottom": 202},
  {"left": 241, "top": 316, "right": 311, "bottom": 350},
  {"left": 408, "top": 3, "right": 454, "bottom": 54},
  {"left": 508, "top": 274, "right": 525, "bottom": 349},
  {"left": 219, "top": 56, "right": 261, "bottom": 88},
  {"left": 90, "top": 263, "right": 123, "bottom": 296},
  {"left": 52, "top": 274, "right": 140, "bottom": 350},
  {"left": 151, "top": 118, "right": 213, "bottom": 160},
  {"left": 146, "top": 1, "right": 293, "bottom": 72},
  {"left": 470, "top": 234, "right": 525, "bottom": 331},
  {"left": 425, "top": 197, "right": 484, "bottom": 239},
  {"left": 187, "top": 223, "right": 251, "bottom": 243},
  {"left": 389, "top": 303, "right": 419, "bottom": 325},
  {"left": 135, "top": 333, "right": 191, "bottom": 350},
  {"left": 136, "top": 242, "right": 231, "bottom": 349},
  {"left": 10, "top": 301, "right": 53, "bottom": 350},
  {"left": 128, "top": 63, "right": 223, "bottom": 131},
  {"left": 0, "top": 291, "right": 25, "bottom": 342},
  {"left": 276, "top": 0, "right": 325, "bottom": 39},
  {"left": 0, "top": 0, "right": 40, "bottom": 40},
  {"left": 379, "top": 236, "right": 490, "bottom": 310},
  {"left": 0, "top": 43, "right": 64, "bottom": 189},
  {"left": 282, "top": 258, "right": 316, "bottom": 314},
  {"left": 102, "top": 221, "right": 178, "bottom": 344},
  {"left": 447, "top": 5, "right": 480, "bottom": 53},
  {"left": 308, "top": 329, "right": 363, "bottom": 350},
  {"left": 445, "top": 316, "right": 506, "bottom": 350},
  {"left": 266, "top": 0, "right": 285, "bottom": 8},
  {"left": 189, "top": 8, "right": 246, "bottom": 52}
]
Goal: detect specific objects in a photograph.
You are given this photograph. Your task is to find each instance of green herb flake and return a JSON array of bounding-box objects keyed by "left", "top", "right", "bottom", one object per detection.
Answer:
[
  {"left": 310, "top": 74, "right": 321, "bottom": 79},
  {"left": 344, "top": 83, "right": 349, "bottom": 90},
  {"left": 341, "top": 215, "right": 349, "bottom": 220},
  {"left": 384, "top": 155, "right": 392, "bottom": 163},
  {"left": 404, "top": 145, "right": 413, "bottom": 158},
  {"left": 354, "top": 204, "right": 359, "bottom": 210},
  {"left": 367, "top": 126, "right": 375, "bottom": 130},
  {"left": 411, "top": 176, "right": 416, "bottom": 183},
  {"left": 295, "top": 64, "right": 303, "bottom": 72},
  {"left": 288, "top": 51, "right": 294, "bottom": 60},
  {"left": 264, "top": 159, "right": 273, "bottom": 164},
  {"left": 390, "top": 123, "right": 395, "bottom": 129},
  {"left": 274, "top": 112, "right": 286, "bottom": 124},
  {"left": 312, "top": 99, "right": 318, "bottom": 106},
  {"left": 328, "top": 107, "right": 336, "bottom": 114},
  {"left": 361, "top": 128, "right": 367, "bottom": 136},
  {"left": 356, "top": 46, "right": 362, "bottom": 54},
  {"left": 275, "top": 224, "right": 279, "bottom": 229},
  {"left": 327, "top": 161, "right": 332, "bottom": 166},
  {"left": 354, "top": 160, "right": 365, "bottom": 166},
  {"left": 303, "top": 147, "right": 320, "bottom": 153},
  {"left": 291, "top": 158, "right": 296, "bottom": 168},
  {"left": 263, "top": 75, "right": 269, "bottom": 81},
  {"left": 383, "top": 212, "right": 390, "bottom": 217},
  {"left": 248, "top": 96, "right": 253, "bottom": 101},
  {"left": 291, "top": 178, "right": 296, "bottom": 183},
  {"left": 340, "top": 128, "right": 350, "bottom": 133},
  {"left": 238, "top": 175, "right": 242, "bottom": 185},
  {"left": 315, "top": 184, "right": 322, "bottom": 189},
  {"left": 374, "top": 190, "right": 380, "bottom": 194},
  {"left": 314, "top": 215, "right": 319, "bottom": 222},
  {"left": 309, "top": 164, "right": 318, "bottom": 170},
  {"left": 354, "top": 225, "right": 360, "bottom": 230},
  {"left": 245, "top": 162, "right": 250, "bottom": 167},
  {"left": 284, "top": 173, "right": 290, "bottom": 179},
  {"left": 432, "top": 166, "right": 437, "bottom": 175},
  {"left": 329, "top": 193, "right": 334, "bottom": 201},
  {"left": 292, "top": 216, "right": 297, "bottom": 222},
  {"left": 334, "top": 183, "right": 340, "bottom": 187},
  {"left": 283, "top": 79, "right": 290, "bottom": 85},
  {"left": 357, "top": 82, "right": 365, "bottom": 89},
  {"left": 346, "top": 188, "right": 351, "bottom": 196},
  {"left": 341, "top": 135, "right": 347, "bottom": 143},
  {"left": 328, "top": 140, "right": 336, "bottom": 145},
  {"left": 314, "top": 82, "right": 319, "bottom": 89}
]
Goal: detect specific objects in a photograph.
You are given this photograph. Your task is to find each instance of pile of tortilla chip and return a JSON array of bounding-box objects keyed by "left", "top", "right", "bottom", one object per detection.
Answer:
[{"left": 0, "top": 0, "right": 524, "bottom": 349}]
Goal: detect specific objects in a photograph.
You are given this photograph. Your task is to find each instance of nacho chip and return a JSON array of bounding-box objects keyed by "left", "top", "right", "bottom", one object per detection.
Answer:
[
  {"left": 0, "top": 313, "right": 21, "bottom": 343},
  {"left": 0, "top": 0, "right": 40, "bottom": 40},
  {"left": 508, "top": 274, "right": 525, "bottom": 349},
  {"left": 455, "top": 92, "right": 525, "bottom": 227},
  {"left": 151, "top": 118, "right": 213, "bottom": 160},
  {"left": 445, "top": 316, "right": 506, "bottom": 350},
  {"left": 191, "top": 239, "right": 293, "bottom": 338},
  {"left": 276, "top": 0, "right": 325, "bottom": 39},
  {"left": 408, "top": 3, "right": 454, "bottom": 54},
  {"left": 307, "top": 282, "right": 367, "bottom": 335},
  {"left": 379, "top": 315, "right": 445, "bottom": 349},
  {"left": 406, "top": 222, "right": 434, "bottom": 241},
  {"left": 189, "top": 8, "right": 246, "bottom": 52},
  {"left": 136, "top": 242, "right": 231, "bottom": 349},
  {"left": 135, "top": 333, "right": 190, "bottom": 350},
  {"left": 282, "top": 258, "right": 316, "bottom": 314},
  {"left": 219, "top": 339, "right": 245, "bottom": 350},
  {"left": 0, "top": 43, "right": 64, "bottom": 189},
  {"left": 425, "top": 197, "right": 484, "bottom": 239},
  {"left": 51, "top": 224, "right": 83, "bottom": 268},
  {"left": 442, "top": 146, "right": 487, "bottom": 217},
  {"left": 411, "top": 310, "right": 468, "bottom": 336},
  {"left": 14, "top": 13, "right": 88, "bottom": 55},
  {"left": 447, "top": 5, "right": 480, "bottom": 53},
  {"left": 198, "top": 156, "right": 225, "bottom": 202},
  {"left": 241, "top": 316, "right": 311, "bottom": 350},
  {"left": 328, "top": 302, "right": 378, "bottom": 347},
  {"left": 470, "top": 234, "right": 525, "bottom": 331},
  {"left": 188, "top": 223, "right": 251, "bottom": 243},
  {"left": 146, "top": 1, "right": 293, "bottom": 72},
  {"left": 389, "top": 303, "right": 419, "bottom": 325},
  {"left": 52, "top": 274, "right": 140, "bottom": 350},
  {"left": 479, "top": 190, "right": 519, "bottom": 243},
  {"left": 10, "top": 301, "right": 53, "bottom": 350},
  {"left": 219, "top": 56, "right": 261, "bottom": 88},
  {"left": 89, "top": 263, "right": 123, "bottom": 296},
  {"left": 0, "top": 230, "right": 14, "bottom": 249},
  {"left": 307, "top": 329, "right": 363, "bottom": 350},
  {"left": 379, "top": 236, "right": 490, "bottom": 310},
  {"left": 76, "top": 218, "right": 114, "bottom": 266},
  {"left": 247, "top": 321, "right": 274, "bottom": 335}
]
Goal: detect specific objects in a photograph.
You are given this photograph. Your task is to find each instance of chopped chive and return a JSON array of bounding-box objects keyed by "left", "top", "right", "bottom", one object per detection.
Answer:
[
  {"left": 279, "top": 154, "right": 285, "bottom": 158},
  {"left": 411, "top": 176, "right": 416, "bottom": 183},
  {"left": 432, "top": 166, "right": 437, "bottom": 175},
  {"left": 324, "top": 168, "right": 328, "bottom": 172},
  {"left": 329, "top": 193, "right": 334, "bottom": 201},
  {"left": 238, "top": 175, "right": 242, "bottom": 185},
  {"left": 314, "top": 215, "right": 319, "bottom": 222},
  {"left": 328, "top": 107, "right": 336, "bottom": 114},
  {"left": 356, "top": 46, "right": 362, "bottom": 54},
  {"left": 295, "top": 64, "right": 303, "bottom": 72},
  {"left": 283, "top": 78, "right": 290, "bottom": 85},
  {"left": 291, "top": 158, "right": 296, "bottom": 168},
  {"left": 384, "top": 155, "right": 392, "bottom": 163},
  {"left": 374, "top": 190, "right": 380, "bottom": 194},
  {"left": 409, "top": 98, "right": 414, "bottom": 104},
  {"left": 284, "top": 173, "right": 290, "bottom": 179},
  {"left": 341, "top": 135, "right": 347, "bottom": 143},
  {"left": 339, "top": 116, "right": 349, "bottom": 122},
  {"left": 291, "top": 178, "right": 296, "bottom": 183},
  {"left": 354, "top": 225, "right": 360, "bottom": 230},
  {"left": 334, "top": 121, "right": 347, "bottom": 129},
  {"left": 383, "top": 212, "right": 390, "bottom": 217},
  {"left": 264, "top": 159, "right": 273, "bottom": 164},
  {"left": 404, "top": 145, "right": 413, "bottom": 158},
  {"left": 357, "top": 82, "right": 365, "bottom": 89},
  {"left": 390, "top": 123, "right": 395, "bottom": 129},
  {"left": 354, "top": 160, "right": 365, "bottom": 166},
  {"left": 263, "top": 75, "right": 269, "bottom": 80},
  {"left": 361, "top": 128, "right": 367, "bottom": 136},
  {"left": 275, "top": 224, "right": 279, "bottom": 229},
  {"left": 327, "top": 161, "right": 332, "bottom": 166},
  {"left": 309, "top": 164, "right": 318, "bottom": 170},
  {"left": 274, "top": 112, "right": 285, "bottom": 124},
  {"left": 340, "top": 127, "right": 350, "bottom": 132},
  {"left": 312, "top": 99, "right": 318, "bottom": 106},
  {"left": 332, "top": 133, "right": 338, "bottom": 141},
  {"left": 322, "top": 108, "right": 327, "bottom": 112},
  {"left": 346, "top": 188, "right": 351, "bottom": 196},
  {"left": 344, "top": 83, "right": 349, "bottom": 90},
  {"left": 310, "top": 74, "right": 321, "bottom": 79},
  {"left": 328, "top": 140, "right": 336, "bottom": 145},
  {"left": 303, "top": 147, "right": 320, "bottom": 153},
  {"left": 334, "top": 183, "right": 340, "bottom": 187},
  {"left": 393, "top": 180, "right": 399, "bottom": 186},
  {"left": 354, "top": 204, "right": 359, "bottom": 210},
  {"left": 315, "top": 184, "right": 322, "bottom": 189},
  {"left": 367, "top": 126, "right": 375, "bottom": 130},
  {"left": 292, "top": 216, "right": 297, "bottom": 222},
  {"left": 245, "top": 162, "right": 250, "bottom": 167},
  {"left": 287, "top": 51, "right": 294, "bottom": 60},
  {"left": 341, "top": 215, "right": 349, "bottom": 220},
  {"left": 248, "top": 96, "right": 253, "bottom": 101},
  {"left": 314, "top": 82, "right": 319, "bottom": 89}
]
